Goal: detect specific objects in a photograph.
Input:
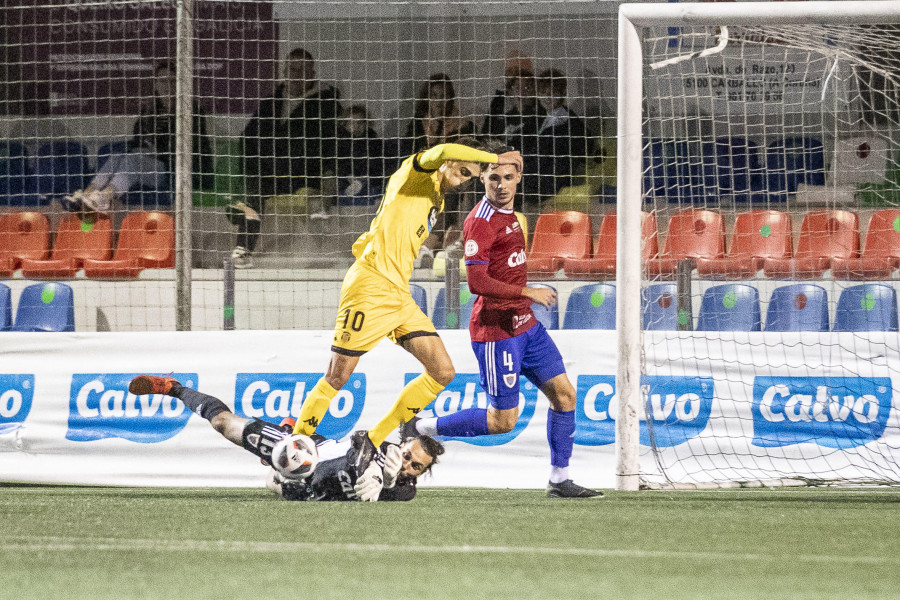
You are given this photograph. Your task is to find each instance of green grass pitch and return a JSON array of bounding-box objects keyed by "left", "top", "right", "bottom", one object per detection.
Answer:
[{"left": 2, "top": 486, "right": 898, "bottom": 600}]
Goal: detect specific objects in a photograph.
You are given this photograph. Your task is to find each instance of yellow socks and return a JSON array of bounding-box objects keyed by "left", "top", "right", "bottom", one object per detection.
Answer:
[
  {"left": 367, "top": 372, "right": 445, "bottom": 446},
  {"left": 293, "top": 378, "right": 339, "bottom": 435}
]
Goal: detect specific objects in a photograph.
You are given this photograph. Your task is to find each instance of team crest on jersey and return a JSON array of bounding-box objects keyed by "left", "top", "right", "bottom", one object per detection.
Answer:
[
  {"left": 465, "top": 239, "right": 479, "bottom": 257},
  {"left": 504, "top": 373, "right": 518, "bottom": 388},
  {"left": 341, "top": 332, "right": 351, "bottom": 342}
]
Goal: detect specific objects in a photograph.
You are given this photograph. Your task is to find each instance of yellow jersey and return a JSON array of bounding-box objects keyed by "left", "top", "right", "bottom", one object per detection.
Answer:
[{"left": 351, "top": 143, "right": 498, "bottom": 290}]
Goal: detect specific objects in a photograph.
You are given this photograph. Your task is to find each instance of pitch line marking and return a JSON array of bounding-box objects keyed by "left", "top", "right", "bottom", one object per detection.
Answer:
[{"left": 1, "top": 536, "right": 895, "bottom": 565}]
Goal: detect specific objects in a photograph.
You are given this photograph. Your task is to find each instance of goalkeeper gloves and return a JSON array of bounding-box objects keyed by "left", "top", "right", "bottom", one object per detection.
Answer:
[
  {"left": 381, "top": 444, "right": 403, "bottom": 489},
  {"left": 354, "top": 462, "right": 384, "bottom": 502}
]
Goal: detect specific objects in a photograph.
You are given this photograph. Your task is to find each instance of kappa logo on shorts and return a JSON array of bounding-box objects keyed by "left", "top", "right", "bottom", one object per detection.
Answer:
[
  {"left": 407, "top": 372, "right": 538, "bottom": 447},
  {"left": 0, "top": 374, "right": 35, "bottom": 435},
  {"left": 233, "top": 373, "right": 365, "bottom": 440},
  {"left": 574, "top": 375, "right": 713, "bottom": 447},
  {"left": 66, "top": 373, "right": 197, "bottom": 443}
]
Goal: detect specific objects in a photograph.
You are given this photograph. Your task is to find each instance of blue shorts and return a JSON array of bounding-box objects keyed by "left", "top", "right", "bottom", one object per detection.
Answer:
[{"left": 471, "top": 322, "right": 566, "bottom": 410}]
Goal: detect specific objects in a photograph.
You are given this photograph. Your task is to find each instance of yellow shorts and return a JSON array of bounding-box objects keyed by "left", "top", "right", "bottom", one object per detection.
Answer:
[{"left": 331, "top": 262, "right": 437, "bottom": 355}]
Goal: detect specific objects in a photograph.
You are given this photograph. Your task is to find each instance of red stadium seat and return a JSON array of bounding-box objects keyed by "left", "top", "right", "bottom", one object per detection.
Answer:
[
  {"left": 697, "top": 210, "right": 793, "bottom": 279},
  {"left": 831, "top": 209, "right": 900, "bottom": 280},
  {"left": 20, "top": 213, "right": 113, "bottom": 279},
  {"left": 0, "top": 211, "right": 51, "bottom": 277},
  {"left": 646, "top": 209, "right": 725, "bottom": 278},
  {"left": 527, "top": 211, "right": 593, "bottom": 278},
  {"left": 563, "top": 212, "right": 659, "bottom": 279},
  {"left": 763, "top": 210, "right": 859, "bottom": 279},
  {"left": 84, "top": 211, "right": 175, "bottom": 279}
]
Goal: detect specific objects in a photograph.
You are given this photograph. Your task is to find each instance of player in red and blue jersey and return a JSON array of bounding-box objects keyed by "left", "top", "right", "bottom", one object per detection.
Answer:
[{"left": 405, "top": 142, "right": 602, "bottom": 498}]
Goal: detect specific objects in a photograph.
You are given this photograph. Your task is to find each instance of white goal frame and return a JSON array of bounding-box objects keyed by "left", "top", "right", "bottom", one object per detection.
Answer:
[{"left": 615, "top": 1, "right": 900, "bottom": 491}]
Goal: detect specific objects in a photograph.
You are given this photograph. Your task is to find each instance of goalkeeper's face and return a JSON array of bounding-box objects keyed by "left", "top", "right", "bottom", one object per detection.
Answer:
[
  {"left": 440, "top": 161, "right": 482, "bottom": 193},
  {"left": 399, "top": 439, "right": 435, "bottom": 478}
]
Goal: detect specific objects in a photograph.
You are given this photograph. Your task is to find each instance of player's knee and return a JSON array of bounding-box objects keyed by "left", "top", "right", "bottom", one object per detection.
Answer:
[
  {"left": 210, "top": 413, "right": 230, "bottom": 437},
  {"left": 430, "top": 363, "right": 455, "bottom": 387},
  {"left": 487, "top": 410, "right": 517, "bottom": 434}
]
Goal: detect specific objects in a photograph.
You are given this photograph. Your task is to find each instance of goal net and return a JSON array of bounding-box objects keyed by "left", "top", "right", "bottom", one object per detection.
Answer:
[{"left": 617, "top": 2, "right": 900, "bottom": 489}]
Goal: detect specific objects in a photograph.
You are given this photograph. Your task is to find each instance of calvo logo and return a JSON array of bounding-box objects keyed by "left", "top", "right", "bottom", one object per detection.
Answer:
[{"left": 0, "top": 374, "right": 35, "bottom": 435}]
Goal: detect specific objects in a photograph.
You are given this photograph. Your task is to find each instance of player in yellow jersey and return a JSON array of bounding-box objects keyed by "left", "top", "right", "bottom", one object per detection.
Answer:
[{"left": 293, "top": 139, "right": 523, "bottom": 473}]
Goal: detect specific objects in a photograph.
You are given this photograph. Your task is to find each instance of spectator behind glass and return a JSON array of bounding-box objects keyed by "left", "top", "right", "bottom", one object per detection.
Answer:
[
  {"left": 481, "top": 51, "right": 544, "bottom": 142},
  {"left": 520, "top": 68, "right": 588, "bottom": 211},
  {"left": 230, "top": 47, "right": 342, "bottom": 268},
  {"left": 398, "top": 73, "right": 476, "bottom": 158},
  {"left": 335, "top": 104, "right": 385, "bottom": 205},
  {"left": 64, "top": 60, "right": 214, "bottom": 219}
]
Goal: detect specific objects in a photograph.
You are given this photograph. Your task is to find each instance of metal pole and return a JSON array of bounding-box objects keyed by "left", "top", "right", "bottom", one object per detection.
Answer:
[
  {"left": 676, "top": 259, "right": 693, "bottom": 331},
  {"left": 445, "top": 246, "right": 461, "bottom": 329},
  {"left": 174, "top": 0, "right": 194, "bottom": 331},
  {"left": 223, "top": 258, "right": 235, "bottom": 330}
]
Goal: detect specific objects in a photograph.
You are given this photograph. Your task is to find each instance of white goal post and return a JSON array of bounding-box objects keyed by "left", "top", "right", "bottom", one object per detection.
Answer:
[{"left": 616, "top": 1, "right": 900, "bottom": 491}]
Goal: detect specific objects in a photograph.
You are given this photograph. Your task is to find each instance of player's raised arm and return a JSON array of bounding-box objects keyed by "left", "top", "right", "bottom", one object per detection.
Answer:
[{"left": 418, "top": 143, "right": 521, "bottom": 172}]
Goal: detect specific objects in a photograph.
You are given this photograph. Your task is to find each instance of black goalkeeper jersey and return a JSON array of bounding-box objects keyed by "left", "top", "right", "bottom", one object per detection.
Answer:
[{"left": 280, "top": 439, "right": 417, "bottom": 502}]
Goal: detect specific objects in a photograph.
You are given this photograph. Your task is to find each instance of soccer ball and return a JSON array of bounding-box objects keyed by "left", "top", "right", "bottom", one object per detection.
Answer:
[{"left": 270, "top": 434, "right": 319, "bottom": 480}]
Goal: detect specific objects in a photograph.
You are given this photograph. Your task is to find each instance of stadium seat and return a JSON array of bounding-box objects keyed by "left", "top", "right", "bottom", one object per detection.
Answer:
[
  {"left": 642, "top": 282, "right": 681, "bottom": 330},
  {"left": 563, "top": 211, "right": 659, "bottom": 279},
  {"left": 20, "top": 213, "right": 113, "bottom": 279},
  {"left": 830, "top": 135, "right": 889, "bottom": 186},
  {"left": 83, "top": 211, "right": 175, "bottom": 278},
  {"left": 12, "top": 281, "right": 75, "bottom": 332},
  {"left": 527, "top": 211, "right": 593, "bottom": 277},
  {"left": 0, "top": 282, "right": 11, "bottom": 331},
  {"left": 696, "top": 283, "right": 762, "bottom": 331},
  {"left": 432, "top": 285, "right": 475, "bottom": 329},
  {"left": 528, "top": 283, "right": 559, "bottom": 330},
  {"left": 764, "top": 284, "right": 830, "bottom": 332},
  {"left": 646, "top": 208, "right": 725, "bottom": 278},
  {"left": 562, "top": 283, "right": 616, "bottom": 329},
  {"left": 0, "top": 211, "right": 51, "bottom": 276},
  {"left": 697, "top": 210, "right": 793, "bottom": 279},
  {"left": 409, "top": 283, "right": 428, "bottom": 315},
  {"left": 30, "top": 141, "right": 89, "bottom": 204},
  {"left": 766, "top": 137, "right": 826, "bottom": 196},
  {"left": 833, "top": 283, "right": 899, "bottom": 332},
  {"left": 763, "top": 210, "right": 860, "bottom": 279},
  {"left": 830, "top": 209, "right": 900, "bottom": 280},
  {"left": 712, "top": 137, "right": 765, "bottom": 203}
]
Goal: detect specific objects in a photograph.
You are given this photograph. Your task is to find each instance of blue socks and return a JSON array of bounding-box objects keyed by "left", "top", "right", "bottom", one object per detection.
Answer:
[
  {"left": 547, "top": 409, "right": 575, "bottom": 468},
  {"left": 436, "top": 408, "right": 491, "bottom": 437}
]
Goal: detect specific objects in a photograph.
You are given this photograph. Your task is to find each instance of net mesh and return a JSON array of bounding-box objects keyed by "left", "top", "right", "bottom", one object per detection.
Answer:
[
  {"left": 0, "top": 0, "right": 617, "bottom": 331},
  {"left": 639, "top": 20, "right": 900, "bottom": 487}
]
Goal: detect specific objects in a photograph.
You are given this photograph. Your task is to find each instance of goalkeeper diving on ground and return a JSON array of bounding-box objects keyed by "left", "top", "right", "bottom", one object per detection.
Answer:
[{"left": 128, "top": 375, "right": 444, "bottom": 502}]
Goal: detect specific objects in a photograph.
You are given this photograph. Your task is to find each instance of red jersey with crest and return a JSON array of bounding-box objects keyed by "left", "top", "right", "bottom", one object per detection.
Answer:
[{"left": 463, "top": 196, "right": 535, "bottom": 342}]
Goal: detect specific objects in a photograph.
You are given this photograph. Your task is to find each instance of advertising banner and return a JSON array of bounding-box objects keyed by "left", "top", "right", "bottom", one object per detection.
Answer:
[{"left": 2, "top": 330, "right": 899, "bottom": 489}]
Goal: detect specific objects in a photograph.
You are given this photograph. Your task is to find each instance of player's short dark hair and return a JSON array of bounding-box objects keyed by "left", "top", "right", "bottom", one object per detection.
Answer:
[
  {"left": 478, "top": 138, "right": 511, "bottom": 170},
  {"left": 417, "top": 435, "right": 445, "bottom": 474},
  {"left": 287, "top": 47, "right": 314, "bottom": 62}
]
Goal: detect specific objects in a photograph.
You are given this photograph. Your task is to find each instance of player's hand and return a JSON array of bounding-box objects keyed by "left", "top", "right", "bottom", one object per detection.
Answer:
[
  {"left": 382, "top": 444, "right": 403, "bottom": 489},
  {"left": 522, "top": 286, "right": 558, "bottom": 308},
  {"left": 496, "top": 150, "right": 523, "bottom": 173},
  {"left": 354, "top": 462, "right": 384, "bottom": 502}
]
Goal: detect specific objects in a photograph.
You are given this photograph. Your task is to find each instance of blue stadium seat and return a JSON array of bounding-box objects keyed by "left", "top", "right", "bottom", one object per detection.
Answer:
[
  {"left": 642, "top": 283, "right": 681, "bottom": 330},
  {"left": 529, "top": 283, "right": 559, "bottom": 330},
  {"left": 563, "top": 283, "right": 616, "bottom": 329},
  {"left": 766, "top": 137, "right": 826, "bottom": 196},
  {"left": 0, "top": 283, "right": 11, "bottom": 331},
  {"left": 765, "top": 284, "right": 829, "bottom": 332},
  {"left": 432, "top": 285, "right": 475, "bottom": 329},
  {"left": 30, "top": 141, "right": 89, "bottom": 203},
  {"left": 409, "top": 283, "right": 428, "bottom": 315},
  {"left": 714, "top": 137, "right": 765, "bottom": 203},
  {"left": 697, "top": 283, "right": 762, "bottom": 331},
  {"left": 833, "top": 283, "right": 899, "bottom": 332},
  {"left": 12, "top": 282, "right": 75, "bottom": 332}
]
